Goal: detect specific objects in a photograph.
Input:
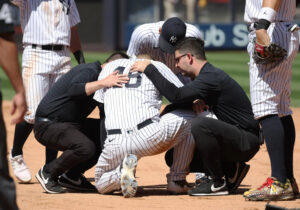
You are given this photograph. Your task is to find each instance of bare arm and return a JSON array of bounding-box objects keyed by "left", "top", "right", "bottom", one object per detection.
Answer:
[
  {"left": 256, "top": 0, "right": 282, "bottom": 45},
  {"left": 262, "top": 0, "right": 282, "bottom": 10},
  {"left": 0, "top": 33, "right": 27, "bottom": 124},
  {"left": 70, "top": 26, "right": 85, "bottom": 64}
]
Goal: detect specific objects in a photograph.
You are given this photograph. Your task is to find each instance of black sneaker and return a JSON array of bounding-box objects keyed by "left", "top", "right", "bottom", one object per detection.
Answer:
[
  {"left": 58, "top": 174, "right": 96, "bottom": 192},
  {"left": 195, "top": 175, "right": 210, "bottom": 185},
  {"left": 226, "top": 162, "right": 250, "bottom": 193},
  {"left": 188, "top": 178, "right": 228, "bottom": 196},
  {"left": 35, "top": 166, "right": 65, "bottom": 194}
]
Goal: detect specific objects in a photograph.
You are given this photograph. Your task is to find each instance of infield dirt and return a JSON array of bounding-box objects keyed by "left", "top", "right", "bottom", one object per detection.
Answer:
[{"left": 3, "top": 101, "right": 300, "bottom": 210}]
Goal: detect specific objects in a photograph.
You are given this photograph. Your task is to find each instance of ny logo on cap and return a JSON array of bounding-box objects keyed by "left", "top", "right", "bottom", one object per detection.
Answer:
[{"left": 169, "top": 36, "right": 177, "bottom": 44}]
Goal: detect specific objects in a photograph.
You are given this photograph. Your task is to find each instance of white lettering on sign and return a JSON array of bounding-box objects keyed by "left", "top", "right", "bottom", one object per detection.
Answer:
[
  {"left": 204, "top": 25, "right": 226, "bottom": 47},
  {"left": 232, "top": 24, "right": 249, "bottom": 47}
]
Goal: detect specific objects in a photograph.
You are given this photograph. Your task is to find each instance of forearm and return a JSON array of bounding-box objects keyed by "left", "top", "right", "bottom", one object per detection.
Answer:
[
  {"left": 0, "top": 33, "right": 24, "bottom": 94},
  {"left": 85, "top": 80, "right": 107, "bottom": 96},
  {"left": 262, "top": 0, "right": 282, "bottom": 11},
  {"left": 70, "top": 26, "right": 85, "bottom": 64}
]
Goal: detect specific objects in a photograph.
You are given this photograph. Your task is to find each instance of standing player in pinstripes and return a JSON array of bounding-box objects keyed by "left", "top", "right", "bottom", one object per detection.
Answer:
[
  {"left": 94, "top": 48, "right": 196, "bottom": 197},
  {"left": 9, "top": 0, "right": 84, "bottom": 183},
  {"left": 243, "top": 0, "right": 299, "bottom": 201},
  {"left": 127, "top": 17, "right": 202, "bottom": 83}
]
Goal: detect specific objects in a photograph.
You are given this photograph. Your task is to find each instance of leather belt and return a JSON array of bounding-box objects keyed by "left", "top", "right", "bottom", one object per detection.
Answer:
[
  {"left": 35, "top": 117, "right": 52, "bottom": 124},
  {"left": 31, "top": 44, "right": 65, "bottom": 51},
  {"left": 107, "top": 119, "right": 153, "bottom": 135}
]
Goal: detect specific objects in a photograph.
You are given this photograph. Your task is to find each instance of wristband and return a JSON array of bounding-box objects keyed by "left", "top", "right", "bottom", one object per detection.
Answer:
[
  {"left": 258, "top": 7, "right": 277, "bottom": 22},
  {"left": 255, "top": 19, "right": 271, "bottom": 30},
  {"left": 73, "top": 50, "right": 86, "bottom": 64}
]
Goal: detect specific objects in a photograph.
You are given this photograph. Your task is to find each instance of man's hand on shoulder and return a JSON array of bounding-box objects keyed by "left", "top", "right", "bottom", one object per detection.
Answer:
[{"left": 130, "top": 59, "right": 151, "bottom": 73}]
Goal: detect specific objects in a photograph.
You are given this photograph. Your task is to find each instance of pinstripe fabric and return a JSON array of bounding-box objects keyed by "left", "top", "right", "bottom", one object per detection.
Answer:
[
  {"left": 10, "top": 0, "right": 80, "bottom": 123},
  {"left": 94, "top": 59, "right": 196, "bottom": 194},
  {"left": 127, "top": 21, "right": 202, "bottom": 58},
  {"left": 244, "top": 0, "right": 296, "bottom": 23},
  {"left": 127, "top": 21, "right": 202, "bottom": 83},
  {"left": 22, "top": 46, "right": 71, "bottom": 122},
  {"left": 245, "top": 0, "right": 299, "bottom": 119},
  {"left": 10, "top": 0, "right": 80, "bottom": 45}
]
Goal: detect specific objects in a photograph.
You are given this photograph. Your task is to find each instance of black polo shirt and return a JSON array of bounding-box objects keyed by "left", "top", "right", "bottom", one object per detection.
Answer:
[
  {"left": 35, "top": 61, "right": 102, "bottom": 122},
  {"left": 144, "top": 62, "right": 258, "bottom": 132}
]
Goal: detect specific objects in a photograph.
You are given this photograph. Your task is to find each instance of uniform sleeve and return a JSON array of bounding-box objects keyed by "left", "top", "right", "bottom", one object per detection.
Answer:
[
  {"left": 126, "top": 26, "right": 143, "bottom": 57},
  {"left": 126, "top": 24, "right": 154, "bottom": 58},
  {"left": 186, "top": 23, "right": 203, "bottom": 40},
  {"left": 69, "top": 0, "right": 80, "bottom": 27},
  {"left": 67, "top": 68, "right": 92, "bottom": 99}
]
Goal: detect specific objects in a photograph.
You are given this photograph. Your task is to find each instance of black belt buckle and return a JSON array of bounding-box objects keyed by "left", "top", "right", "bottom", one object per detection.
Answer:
[
  {"left": 107, "top": 129, "right": 122, "bottom": 135},
  {"left": 35, "top": 117, "right": 51, "bottom": 124}
]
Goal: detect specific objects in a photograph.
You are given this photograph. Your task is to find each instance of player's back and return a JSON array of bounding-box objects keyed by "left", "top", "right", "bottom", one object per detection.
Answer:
[{"left": 94, "top": 58, "right": 183, "bottom": 130}]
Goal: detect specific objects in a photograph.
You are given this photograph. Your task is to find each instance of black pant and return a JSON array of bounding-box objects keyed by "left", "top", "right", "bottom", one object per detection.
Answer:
[
  {"left": 191, "top": 117, "right": 260, "bottom": 180},
  {"left": 33, "top": 118, "right": 102, "bottom": 178},
  {"left": 0, "top": 92, "right": 18, "bottom": 210}
]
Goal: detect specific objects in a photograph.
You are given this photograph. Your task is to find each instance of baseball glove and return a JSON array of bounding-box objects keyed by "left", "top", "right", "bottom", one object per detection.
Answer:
[{"left": 253, "top": 39, "right": 287, "bottom": 64}]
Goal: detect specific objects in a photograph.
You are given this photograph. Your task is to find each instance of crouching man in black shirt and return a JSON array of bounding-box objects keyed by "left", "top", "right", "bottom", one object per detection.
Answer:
[
  {"left": 131, "top": 38, "right": 261, "bottom": 196},
  {"left": 34, "top": 52, "right": 129, "bottom": 194}
]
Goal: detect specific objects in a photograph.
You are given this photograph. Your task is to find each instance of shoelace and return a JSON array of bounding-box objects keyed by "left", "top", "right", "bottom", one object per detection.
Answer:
[{"left": 258, "top": 177, "right": 274, "bottom": 190}]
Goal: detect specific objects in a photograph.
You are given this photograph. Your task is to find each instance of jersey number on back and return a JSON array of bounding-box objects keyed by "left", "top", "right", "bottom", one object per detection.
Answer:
[
  {"left": 115, "top": 66, "right": 142, "bottom": 88},
  {"left": 0, "top": 3, "right": 13, "bottom": 24}
]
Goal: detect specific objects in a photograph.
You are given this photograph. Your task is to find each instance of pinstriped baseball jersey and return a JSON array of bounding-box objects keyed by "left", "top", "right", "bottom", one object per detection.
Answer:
[
  {"left": 10, "top": 0, "right": 80, "bottom": 45},
  {"left": 127, "top": 21, "right": 202, "bottom": 58},
  {"left": 94, "top": 58, "right": 196, "bottom": 194},
  {"left": 244, "top": 0, "right": 299, "bottom": 119},
  {"left": 127, "top": 21, "right": 202, "bottom": 83},
  {"left": 11, "top": 0, "right": 80, "bottom": 123},
  {"left": 94, "top": 58, "right": 183, "bottom": 129}
]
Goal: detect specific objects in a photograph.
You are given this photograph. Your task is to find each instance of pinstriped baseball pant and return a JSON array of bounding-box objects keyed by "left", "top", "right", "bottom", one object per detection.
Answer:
[
  {"left": 22, "top": 46, "right": 71, "bottom": 123},
  {"left": 247, "top": 22, "right": 299, "bottom": 119},
  {"left": 95, "top": 110, "right": 196, "bottom": 194}
]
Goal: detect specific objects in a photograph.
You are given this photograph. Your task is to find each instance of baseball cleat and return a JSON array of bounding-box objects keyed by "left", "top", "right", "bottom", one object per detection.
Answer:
[
  {"left": 58, "top": 173, "right": 96, "bottom": 192},
  {"left": 167, "top": 180, "right": 190, "bottom": 195},
  {"left": 120, "top": 154, "right": 138, "bottom": 198},
  {"left": 36, "top": 166, "right": 65, "bottom": 194},
  {"left": 290, "top": 178, "right": 299, "bottom": 198},
  {"left": 9, "top": 153, "right": 32, "bottom": 183},
  {"left": 243, "top": 177, "right": 294, "bottom": 201}
]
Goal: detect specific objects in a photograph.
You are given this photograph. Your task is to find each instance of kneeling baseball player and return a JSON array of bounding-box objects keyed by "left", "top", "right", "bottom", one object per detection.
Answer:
[{"left": 94, "top": 47, "right": 196, "bottom": 197}]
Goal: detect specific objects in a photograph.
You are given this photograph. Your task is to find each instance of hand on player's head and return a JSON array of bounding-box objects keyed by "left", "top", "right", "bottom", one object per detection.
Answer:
[
  {"left": 102, "top": 70, "right": 129, "bottom": 88},
  {"left": 130, "top": 60, "right": 151, "bottom": 73}
]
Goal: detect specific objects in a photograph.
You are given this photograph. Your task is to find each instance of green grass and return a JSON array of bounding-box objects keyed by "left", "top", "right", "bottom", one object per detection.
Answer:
[{"left": 1, "top": 51, "right": 300, "bottom": 106}]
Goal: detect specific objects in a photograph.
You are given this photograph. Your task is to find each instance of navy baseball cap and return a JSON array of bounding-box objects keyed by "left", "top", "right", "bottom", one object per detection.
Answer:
[{"left": 159, "top": 17, "right": 187, "bottom": 53}]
